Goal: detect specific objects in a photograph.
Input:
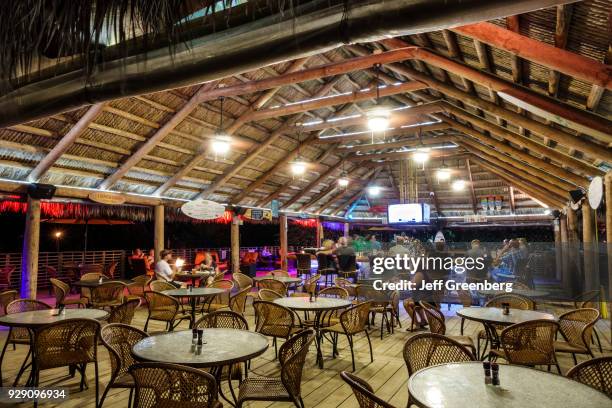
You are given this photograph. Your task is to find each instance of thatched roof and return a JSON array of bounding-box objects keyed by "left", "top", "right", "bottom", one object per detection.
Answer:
[{"left": 0, "top": 0, "right": 610, "bottom": 221}]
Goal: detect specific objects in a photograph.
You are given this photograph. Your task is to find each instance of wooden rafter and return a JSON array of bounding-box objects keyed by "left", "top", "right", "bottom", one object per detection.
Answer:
[{"left": 465, "top": 158, "right": 478, "bottom": 214}]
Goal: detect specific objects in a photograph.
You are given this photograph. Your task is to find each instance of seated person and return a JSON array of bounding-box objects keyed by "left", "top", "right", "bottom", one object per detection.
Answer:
[
  {"left": 154, "top": 250, "right": 181, "bottom": 288},
  {"left": 335, "top": 237, "right": 355, "bottom": 256}
]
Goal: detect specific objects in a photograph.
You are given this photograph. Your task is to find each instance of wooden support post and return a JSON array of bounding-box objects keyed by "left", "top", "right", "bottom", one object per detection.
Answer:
[
  {"left": 154, "top": 205, "right": 164, "bottom": 263},
  {"left": 605, "top": 172, "right": 612, "bottom": 335},
  {"left": 560, "top": 212, "right": 570, "bottom": 289},
  {"left": 280, "top": 214, "right": 288, "bottom": 271},
  {"left": 554, "top": 217, "right": 562, "bottom": 281},
  {"left": 582, "top": 200, "right": 595, "bottom": 291},
  {"left": 344, "top": 222, "right": 350, "bottom": 239},
  {"left": 231, "top": 215, "right": 241, "bottom": 274},
  {"left": 316, "top": 219, "right": 324, "bottom": 248},
  {"left": 21, "top": 196, "right": 41, "bottom": 299}
]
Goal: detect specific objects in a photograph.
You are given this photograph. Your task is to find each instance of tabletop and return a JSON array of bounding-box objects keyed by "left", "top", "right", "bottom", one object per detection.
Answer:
[
  {"left": 253, "top": 276, "right": 302, "bottom": 284},
  {"left": 132, "top": 328, "right": 269, "bottom": 368},
  {"left": 163, "top": 287, "right": 225, "bottom": 297},
  {"left": 478, "top": 289, "right": 549, "bottom": 298},
  {"left": 176, "top": 271, "right": 213, "bottom": 278},
  {"left": 274, "top": 296, "right": 352, "bottom": 311},
  {"left": 72, "top": 278, "right": 132, "bottom": 288},
  {"left": 0, "top": 308, "right": 109, "bottom": 328},
  {"left": 408, "top": 362, "right": 610, "bottom": 408},
  {"left": 457, "top": 307, "right": 555, "bottom": 326}
]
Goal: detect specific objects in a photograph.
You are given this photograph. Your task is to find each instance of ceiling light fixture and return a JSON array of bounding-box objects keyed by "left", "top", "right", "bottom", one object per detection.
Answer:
[
  {"left": 338, "top": 177, "right": 349, "bottom": 187},
  {"left": 412, "top": 148, "right": 430, "bottom": 164},
  {"left": 367, "top": 186, "right": 381, "bottom": 196},
  {"left": 437, "top": 161, "right": 451, "bottom": 182},
  {"left": 452, "top": 179, "right": 466, "bottom": 191},
  {"left": 211, "top": 97, "right": 232, "bottom": 160},
  {"left": 366, "top": 64, "right": 392, "bottom": 132},
  {"left": 290, "top": 161, "right": 307, "bottom": 175}
]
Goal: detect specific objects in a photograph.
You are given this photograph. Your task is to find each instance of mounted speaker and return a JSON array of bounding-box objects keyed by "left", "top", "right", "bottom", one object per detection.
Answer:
[
  {"left": 27, "top": 183, "right": 56, "bottom": 199},
  {"left": 569, "top": 189, "right": 585, "bottom": 204}
]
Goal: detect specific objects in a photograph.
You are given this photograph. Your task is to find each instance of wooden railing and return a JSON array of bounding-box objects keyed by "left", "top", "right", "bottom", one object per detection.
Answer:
[{"left": 0, "top": 246, "right": 283, "bottom": 291}]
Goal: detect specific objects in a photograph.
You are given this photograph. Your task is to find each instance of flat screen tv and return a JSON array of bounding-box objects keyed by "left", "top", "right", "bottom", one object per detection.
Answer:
[{"left": 387, "top": 203, "right": 430, "bottom": 224}]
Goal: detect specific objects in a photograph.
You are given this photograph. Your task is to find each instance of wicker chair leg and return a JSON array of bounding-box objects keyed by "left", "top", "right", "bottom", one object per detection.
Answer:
[
  {"left": 143, "top": 315, "right": 151, "bottom": 332},
  {"left": 94, "top": 361, "right": 100, "bottom": 408},
  {"left": 0, "top": 337, "right": 10, "bottom": 387},
  {"left": 98, "top": 380, "right": 112, "bottom": 408},
  {"left": 365, "top": 330, "right": 373, "bottom": 363},
  {"left": 572, "top": 353, "right": 577, "bottom": 365},
  {"left": 79, "top": 363, "right": 87, "bottom": 391},
  {"left": 592, "top": 329, "right": 603, "bottom": 353},
  {"left": 273, "top": 337, "right": 278, "bottom": 359},
  {"left": 128, "top": 388, "right": 133, "bottom": 408},
  {"left": 460, "top": 318, "right": 465, "bottom": 335},
  {"left": 299, "top": 396, "right": 305, "bottom": 408},
  {"left": 347, "top": 334, "right": 356, "bottom": 372}
]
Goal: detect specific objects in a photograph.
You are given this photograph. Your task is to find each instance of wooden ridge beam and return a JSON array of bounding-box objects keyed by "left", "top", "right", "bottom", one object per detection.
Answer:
[
  {"left": 346, "top": 148, "right": 463, "bottom": 163},
  {"left": 245, "top": 81, "right": 428, "bottom": 122},
  {"left": 27, "top": 103, "right": 105, "bottom": 182},
  {"left": 335, "top": 135, "right": 451, "bottom": 154},
  {"left": 194, "top": 47, "right": 420, "bottom": 104},
  {"left": 309, "top": 123, "right": 449, "bottom": 144},
  {"left": 452, "top": 21, "right": 611, "bottom": 90}
]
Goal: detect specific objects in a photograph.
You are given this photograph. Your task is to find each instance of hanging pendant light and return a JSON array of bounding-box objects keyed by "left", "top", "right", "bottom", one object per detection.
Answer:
[
  {"left": 452, "top": 179, "right": 466, "bottom": 191},
  {"left": 211, "top": 97, "right": 232, "bottom": 160},
  {"left": 366, "top": 64, "right": 391, "bottom": 132},
  {"left": 290, "top": 128, "right": 308, "bottom": 178},
  {"left": 367, "top": 186, "right": 381, "bottom": 196},
  {"left": 338, "top": 160, "right": 349, "bottom": 188},
  {"left": 437, "top": 161, "right": 451, "bottom": 182}
]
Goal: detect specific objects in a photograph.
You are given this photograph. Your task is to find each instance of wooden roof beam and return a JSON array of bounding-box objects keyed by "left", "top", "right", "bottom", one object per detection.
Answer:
[
  {"left": 318, "top": 168, "right": 381, "bottom": 213},
  {"left": 98, "top": 81, "right": 218, "bottom": 190},
  {"left": 27, "top": 103, "right": 106, "bottom": 182},
  {"left": 453, "top": 21, "right": 611, "bottom": 90},
  {"left": 381, "top": 38, "right": 612, "bottom": 141},
  {"left": 199, "top": 76, "right": 343, "bottom": 199},
  {"left": 465, "top": 158, "right": 478, "bottom": 214},
  {"left": 548, "top": 5, "right": 574, "bottom": 97}
]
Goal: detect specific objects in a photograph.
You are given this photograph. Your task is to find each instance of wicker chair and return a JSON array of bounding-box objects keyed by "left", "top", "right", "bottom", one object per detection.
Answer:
[
  {"left": 236, "top": 329, "right": 315, "bottom": 408},
  {"left": 0, "top": 289, "right": 18, "bottom": 315},
  {"left": 318, "top": 286, "right": 349, "bottom": 327},
  {"left": 492, "top": 320, "right": 560, "bottom": 373},
  {"left": 126, "top": 274, "right": 152, "bottom": 302},
  {"left": 81, "top": 264, "right": 104, "bottom": 275},
  {"left": 402, "top": 298, "right": 424, "bottom": 332},
  {"left": 143, "top": 291, "right": 191, "bottom": 332},
  {"left": 356, "top": 285, "right": 393, "bottom": 339},
  {"left": 572, "top": 290, "right": 604, "bottom": 352},
  {"left": 50, "top": 278, "right": 88, "bottom": 308},
  {"left": 32, "top": 318, "right": 101, "bottom": 406},
  {"left": 456, "top": 289, "right": 473, "bottom": 335},
  {"left": 335, "top": 277, "right": 356, "bottom": 298},
  {"left": 320, "top": 302, "right": 372, "bottom": 371},
  {"left": 130, "top": 362, "right": 221, "bottom": 408},
  {"left": 105, "top": 262, "right": 118, "bottom": 279},
  {"left": 100, "top": 323, "right": 149, "bottom": 408},
  {"left": 258, "top": 278, "right": 288, "bottom": 296},
  {"left": 90, "top": 281, "right": 126, "bottom": 309},
  {"left": 229, "top": 287, "right": 250, "bottom": 315},
  {"left": 196, "top": 310, "right": 249, "bottom": 330},
  {"left": 478, "top": 293, "right": 535, "bottom": 354},
  {"left": 0, "top": 299, "right": 52, "bottom": 387},
  {"left": 0, "top": 265, "right": 15, "bottom": 290},
  {"left": 80, "top": 272, "right": 103, "bottom": 303},
  {"left": 554, "top": 308, "right": 600, "bottom": 364},
  {"left": 403, "top": 333, "right": 475, "bottom": 377},
  {"left": 107, "top": 298, "right": 140, "bottom": 324},
  {"left": 233, "top": 272, "right": 257, "bottom": 303},
  {"left": 566, "top": 356, "right": 612, "bottom": 397},
  {"left": 253, "top": 300, "right": 300, "bottom": 358},
  {"left": 337, "top": 254, "right": 358, "bottom": 281},
  {"left": 270, "top": 269, "right": 290, "bottom": 278},
  {"left": 259, "top": 289, "right": 284, "bottom": 301},
  {"left": 149, "top": 280, "right": 176, "bottom": 292},
  {"left": 390, "top": 290, "right": 402, "bottom": 330},
  {"left": 420, "top": 302, "right": 476, "bottom": 355},
  {"left": 205, "top": 279, "right": 235, "bottom": 312},
  {"left": 340, "top": 371, "right": 397, "bottom": 408},
  {"left": 295, "top": 253, "right": 313, "bottom": 279},
  {"left": 292, "top": 274, "right": 320, "bottom": 297}
]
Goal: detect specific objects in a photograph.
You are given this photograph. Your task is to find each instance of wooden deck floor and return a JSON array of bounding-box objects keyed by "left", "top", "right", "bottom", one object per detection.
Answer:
[{"left": 1, "top": 300, "right": 610, "bottom": 408}]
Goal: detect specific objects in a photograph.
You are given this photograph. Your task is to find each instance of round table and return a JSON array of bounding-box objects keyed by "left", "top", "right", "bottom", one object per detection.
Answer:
[
  {"left": 478, "top": 289, "right": 549, "bottom": 298},
  {"left": 71, "top": 278, "right": 132, "bottom": 288},
  {"left": 163, "top": 287, "right": 225, "bottom": 328},
  {"left": 175, "top": 271, "right": 213, "bottom": 287},
  {"left": 0, "top": 308, "right": 109, "bottom": 386},
  {"left": 253, "top": 276, "right": 302, "bottom": 285},
  {"left": 408, "top": 362, "right": 610, "bottom": 408},
  {"left": 132, "top": 328, "right": 268, "bottom": 405},
  {"left": 457, "top": 307, "right": 555, "bottom": 359},
  {"left": 273, "top": 297, "right": 352, "bottom": 369}
]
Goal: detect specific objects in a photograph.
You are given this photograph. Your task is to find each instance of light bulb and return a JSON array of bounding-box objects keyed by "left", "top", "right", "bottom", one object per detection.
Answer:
[
  {"left": 211, "top": 137, "right": 231, "bottom": 155},
  {"left": 436, "top": 168, "right": 451, "bottom": 181},
  {"left": 175, "top": 258, "right": 185, "bottom": 268},
  {"left": 368, "top": 186, "right": 381, "bottom": 196},
  {"left": 452, "top": 180, "right": 466, "bottom": 191},
  {"left": 366, "top": 106, "right": 391, "bottom": 132},
  {"left": 338, "top": 178, "right": 349, "bottom": 187},
  {"left": 413, "top": 148, "right": 430, "bottom": 164},
  {"left": 291, "top": 161, "right": 307, "bottom": 175}
]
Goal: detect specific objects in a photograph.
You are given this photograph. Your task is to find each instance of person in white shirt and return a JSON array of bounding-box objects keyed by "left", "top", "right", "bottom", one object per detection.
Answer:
[{"left": 155, "top": 250, "right": 181, "bottom": 287}]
